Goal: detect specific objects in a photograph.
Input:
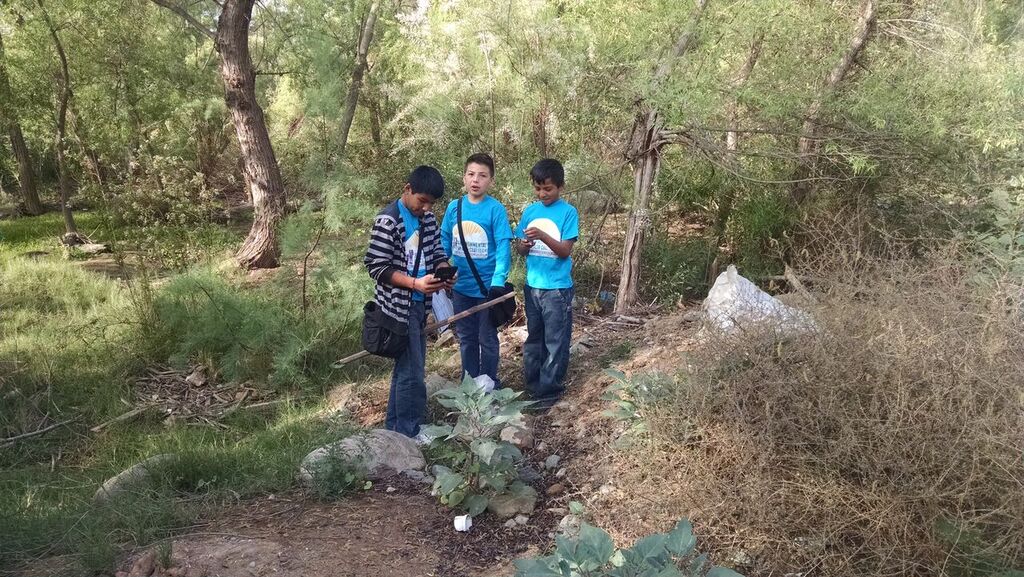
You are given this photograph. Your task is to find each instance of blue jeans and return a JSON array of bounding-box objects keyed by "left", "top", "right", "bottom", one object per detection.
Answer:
[
  {"left": 386, "top": 301, "right": 427, "bottom": 437},
  {"left": 452, "top": 291, "right": 500, "bottom": 388},
  {"left": 523, "top": 286, "right": 574, "bottom": 406}
]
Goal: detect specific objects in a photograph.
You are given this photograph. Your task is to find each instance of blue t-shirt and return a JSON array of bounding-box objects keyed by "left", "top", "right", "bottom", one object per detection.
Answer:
[
  {"left": 441, "top": 195, "right": 513, "bottom": 298},
  {"left": 514, "top": 199, "right": 579, "bottom": 290},
  {"left": 398, "top": 200, "right": 428, "bottom": 302}
]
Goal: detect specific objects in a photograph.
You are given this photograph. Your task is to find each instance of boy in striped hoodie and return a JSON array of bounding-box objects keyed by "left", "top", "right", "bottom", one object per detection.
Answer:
[{"left": 364, "top": 166, "right": 456, "bottom": 441}]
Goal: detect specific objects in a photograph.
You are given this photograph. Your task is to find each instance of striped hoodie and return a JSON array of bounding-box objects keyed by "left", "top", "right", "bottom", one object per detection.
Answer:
[{"left": 364, "top": 200, "right": 448, "bottom": 323}]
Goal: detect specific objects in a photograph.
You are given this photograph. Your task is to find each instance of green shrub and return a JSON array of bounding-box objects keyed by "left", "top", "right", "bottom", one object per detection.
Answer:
[
  {"left": 641, "top": 235, "right": 716, "bottom": 302},
  {"left": 726, "top": 191, "right": 791, "bottom": 278},
  {"left": 421, "top": 376, "right": 533, "bottom": 517},
  {"left": 514, "top": 518, "right": 743, "bottom": 577}
]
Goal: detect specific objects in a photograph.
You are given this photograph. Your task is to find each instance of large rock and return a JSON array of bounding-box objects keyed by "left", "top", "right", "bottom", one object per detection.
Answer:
[
  {"left": 94, "top": 454, "right": 177, "bottom": 505},
  {"left": 500, "top": 423, "right": 534, "bottom": 449},
  {"left": 298, "top": 429, "right": 425, "bottom": 484},
  {"left": 487, "top": 483, "right": 538, "bottom": 518},
  {"left": 425, "top": 373, "right": 457, "bottom": 398}
]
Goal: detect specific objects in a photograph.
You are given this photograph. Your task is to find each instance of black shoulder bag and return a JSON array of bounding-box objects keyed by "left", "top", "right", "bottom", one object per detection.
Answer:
[
  {"left": 457, "top": 197, "right": 516, "bottom": 328},
  {"left": 361, "top": 227, "right": 422, "bottom": 358}
]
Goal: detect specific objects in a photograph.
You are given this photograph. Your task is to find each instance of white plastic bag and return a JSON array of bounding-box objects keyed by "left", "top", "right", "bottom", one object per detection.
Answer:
[
  {"left": 704, "top": 265, "right": 816, "bottom": 334},
  {"left": 473, "top": 374, "right": 496, "bottom": 393},
  {"left": 432, "top": 290, "right": 454, "bottom": 335}
]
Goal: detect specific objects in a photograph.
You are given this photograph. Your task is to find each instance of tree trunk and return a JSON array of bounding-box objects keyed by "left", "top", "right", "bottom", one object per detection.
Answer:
[
  {"left": 68, "top": 105, "right": 107, "bottom": 197},
  {"left": 0, "top": 27, "right": 44, "bottom": 215},
  {"left": 614, "top": 108, "right": 663, "bottom": 314},
  {"left": 36, "top": 0, "right": 81, "bottom": 240},
  {"left": 338, "top": 1, "right": 379, "bottom": 159},
  {"left": 8, "top": 125, "right": 44, "bottom": 215},
  {"left": 152, "top": 0, "right": 287, "bottom": 268},
  {"left": 614, "top": 0, "right": 708, "bottom": 313},
  {"left": 216, "top": 0, "right": 286, "bottom": 268},
  {"left": 791, "top": 0, "right": 877, "bottom": 205}
]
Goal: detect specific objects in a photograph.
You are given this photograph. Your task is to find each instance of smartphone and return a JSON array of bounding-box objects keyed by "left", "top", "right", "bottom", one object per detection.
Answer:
[{"left": 434, "top": 267, "right": 456, "bottom": 281}]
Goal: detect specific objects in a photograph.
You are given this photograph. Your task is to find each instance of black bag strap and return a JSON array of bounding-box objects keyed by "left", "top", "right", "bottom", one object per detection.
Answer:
[{"left": 457, "top": 197, "right": 488, "bottom": 296}]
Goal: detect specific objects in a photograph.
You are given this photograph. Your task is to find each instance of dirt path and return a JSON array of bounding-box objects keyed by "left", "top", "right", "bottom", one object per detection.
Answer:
[{"left": 106, "top": 311, "right": 654, "bottom": 577}]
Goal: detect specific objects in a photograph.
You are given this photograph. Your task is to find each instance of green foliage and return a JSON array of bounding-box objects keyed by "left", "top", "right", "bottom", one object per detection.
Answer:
[
  {"left": 307, "top": 446, "right": 370, "bottom": 500},
  {"left": 514, "top": 518, "right": 742, "bottom": 577},
  {"left": 727, "top": 192, "right": 791, "bottom": 278},
  {"left": 601, "top": 370, "right": 674, "bottom": 442},
  {"left": 641, "top": 234, "right": 716, "bottom": 302},
  {"left": 421, "top": 375, "right": 532, "bottom": 516}
]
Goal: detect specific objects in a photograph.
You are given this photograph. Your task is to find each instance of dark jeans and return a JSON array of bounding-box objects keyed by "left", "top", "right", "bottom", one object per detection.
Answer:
[
  {"left": 452, "top": 291, "right": 501, "bottom": 388},
  {"left": 386, "top": 301, "right": 427, "bottom": 437},
  {"left": 523, "top": 285, "right": 574, "bottom": 406}
]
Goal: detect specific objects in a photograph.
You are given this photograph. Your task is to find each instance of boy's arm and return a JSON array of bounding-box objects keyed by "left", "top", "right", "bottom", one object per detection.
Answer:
[
  {"left": 364, "top": 215, "right": 403, "bottom": 285},
  {"left": 440, "top": 205, "right": 453, "bottom": 257},
  {"left": 523, "top": 229, "right": 574, "bottom": 258},
  {"left": 490, "top": 206, "right": 514, "bottom": 287}
]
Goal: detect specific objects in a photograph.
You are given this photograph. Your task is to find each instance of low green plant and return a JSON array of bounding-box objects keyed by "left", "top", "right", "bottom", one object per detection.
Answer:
[
  {"left": 308, "top": 446, "right": 370, "bottom": 500},
  {"left": 641, "top": 235, "right": 716, "bottom": 302},
  {"left": 421, "top": 376, "right": 532, "bottom": 517},
  {"left": 513, "top": 518, "right": 743, "bottom": 577},
  {"left": 601, "top": 369, "right": 672, "bottom": 440}
]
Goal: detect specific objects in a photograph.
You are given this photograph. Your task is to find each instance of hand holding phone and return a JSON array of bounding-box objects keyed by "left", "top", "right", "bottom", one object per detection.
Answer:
[{"left": 434, "top": 267, "right": 456, "bottom": 282}]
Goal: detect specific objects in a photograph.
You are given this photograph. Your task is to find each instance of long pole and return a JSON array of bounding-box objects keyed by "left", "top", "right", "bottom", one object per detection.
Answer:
[{"left": 333, "top": 291, "right": 516, "bottom": 367}]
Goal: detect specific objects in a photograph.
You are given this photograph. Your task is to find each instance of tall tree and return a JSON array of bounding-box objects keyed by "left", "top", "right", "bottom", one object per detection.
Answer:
[
  {"left": 614, "top": 0, "right": 709, "bottom": 313},
  {"left": 151, "top": 0, "right": 286, "bottom": 269},
  {"left": 36, "top": 0, "right": 81, "bottom": 242},
  {"left": 791, "top": 0, "right": 878, "bottom": 205},
  {"left": 338, "top": 1, "right": 379, "bottom": 159},
  {"left": 0, "top": 23, "right": 44, "bottom": 216}
]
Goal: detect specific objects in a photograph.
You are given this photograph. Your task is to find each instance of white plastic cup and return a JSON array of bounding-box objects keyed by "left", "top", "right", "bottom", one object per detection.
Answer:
[{"left": 454, "top": 514, "right": 473, "bottom": 532}]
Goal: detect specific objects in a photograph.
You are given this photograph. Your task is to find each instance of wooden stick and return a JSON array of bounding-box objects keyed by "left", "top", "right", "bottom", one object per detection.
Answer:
[
  {"left": 0, "top": 418, "right": 77, "bottom": 448},
  {"left": 90, "top": 406, "right": 152, "bottom": 433},
  {"left": 333, "top": 291, "right": 516, "bottom": 367}
]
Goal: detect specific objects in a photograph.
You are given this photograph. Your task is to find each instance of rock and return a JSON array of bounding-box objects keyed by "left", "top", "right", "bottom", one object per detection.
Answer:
[
  {"left": 728, "top": 550, "right": 754, "bottom": 567},
  {"left": 77, "top": 242, "right": 111, "bottom": 255},
  {"left": 557, "top": 514, "right": 582, "bottom": 539},
  {"left": 386, "top": 486, "right": 397, "bottom": 493},
  {"left": 402, "top": 469, "right": 434, "bottom": 485},
  {"left": 515, "top": 514, "right": 529, "bottom": 525},
  {"left": 569, "top": 338, "right": 595, "bottom": 358},
  {"left": 165, "top": 568, "right": 186, "bottom": 577},
  {"left": 116, "top": 572, "right": 130, "bottom": 577},
  {"left": 128, "top": 549, "right": 157, "bottom": 577},
  {"left": 517, "top": 465, "right": 543, "bottom": 483},
  {"left": 425, "top": 373, "right": 456, "bottom": 397},
  {"left": 298, "top": 429, "right": 425, "bottom": 484},
  {"left": 487, "top": 484, "right": 538, "bottom": 518},
  {"left": 94, "top": 454, "right": 177, "bottom": 504},
  {"left": 598, "top": 484, "right": 615, "bottom": 495},
  {"left": 504, "top": 519, "right": 518, "bottom": 529},
  {"left": 682, "top": 309, "right": 704, "bottom": 323},
  {"left": 537, "top": 442, "right": 549, "bottom": 452},
  {"left": 546, "top": 483, "right": 565, "bottom": 496},
  {"left": 500, "top": 424, "right": 534, "bottom": 448},
  {"left": 544, "top": 454, "right": 561, "bottom": 470},
  {"left": 556, "top": 467, "right": 567, "bottom": 478}
]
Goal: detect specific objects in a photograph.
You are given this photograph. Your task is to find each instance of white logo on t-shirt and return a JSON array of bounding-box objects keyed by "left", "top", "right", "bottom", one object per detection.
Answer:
[
  {"left": 405, "top": 230, "right": 424, "bottom": 274},
  {"left": 526, "top": 218, "right": 560, "bottom": 258},
  {"left": 452, "top": 221, "right": 489, "bottom": 260}
]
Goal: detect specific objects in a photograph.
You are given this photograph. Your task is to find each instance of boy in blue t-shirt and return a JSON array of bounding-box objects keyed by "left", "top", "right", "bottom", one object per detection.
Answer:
[
  {"left": 514, "top": 158, "right": 579, "bottom": 409},
  {"left": 441, "top": 153, "right": 513, "bottom": 388}
]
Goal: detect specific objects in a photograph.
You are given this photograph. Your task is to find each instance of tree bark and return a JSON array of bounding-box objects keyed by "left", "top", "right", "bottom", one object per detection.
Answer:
[
  {"left": 0, "top": 27, "right": 44, "bottom": 215},
  {"left": 36, "top": 0, "right": 80, "bottom": 240},
  {"left": 614, "top": 0, "right": 708, "bottom": 313},
  {"left": 791, "top": 0, "right": 877, "bottom": 205},
  {"left": 152, "top": 0, "right": 286, "bottom": 269},
  {"left": 338, "top": 1, "right": 379, "bottom": 159}
]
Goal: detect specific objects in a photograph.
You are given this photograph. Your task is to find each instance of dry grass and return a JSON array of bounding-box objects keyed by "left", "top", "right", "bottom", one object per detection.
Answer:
[{"left": 595, "top": 234, "right": 1024, "bottom": 576}]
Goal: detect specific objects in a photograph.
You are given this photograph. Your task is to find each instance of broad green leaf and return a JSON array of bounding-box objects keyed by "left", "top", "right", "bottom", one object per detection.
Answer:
[
  {"left": 625, "top": 534, "right": 669, "bottom": 569},
  {"left": 513, "top": 558, "right": 563, "bottom": 577},
  {"left": 447, "top": 489, "right": 465, "bottom": 507},
  {"left": 419, "top": 424, "right": 453, "bottom": 439},
  {"left": 604, "top": 368, "right": 627, "bottom": 381},
  {"left": 464, "top": 494, "right": 488, "bottom": 517},
  {"left": 665, "top": 519, "right": 696, "bottom": 556},
  {"left": 435, "top": 470, "right": 465, "bottom": 496},
  {"left": 578, "top": 523, "right": 616, "bottom": 566},
  {"left": 471, "top": 438, "right": 500, "bottom": 464}
]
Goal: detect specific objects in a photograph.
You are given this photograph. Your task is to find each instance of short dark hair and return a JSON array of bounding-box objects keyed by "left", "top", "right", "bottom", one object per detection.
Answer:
[
  {"left": 464, "top": 153, "right": 495, "bottom": 177},
  {"left": 407, "top": 165, "right": 445, "bottom": 199},
  {"left": 530, "top": 158, "right": 564, "bottom": 187}
]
